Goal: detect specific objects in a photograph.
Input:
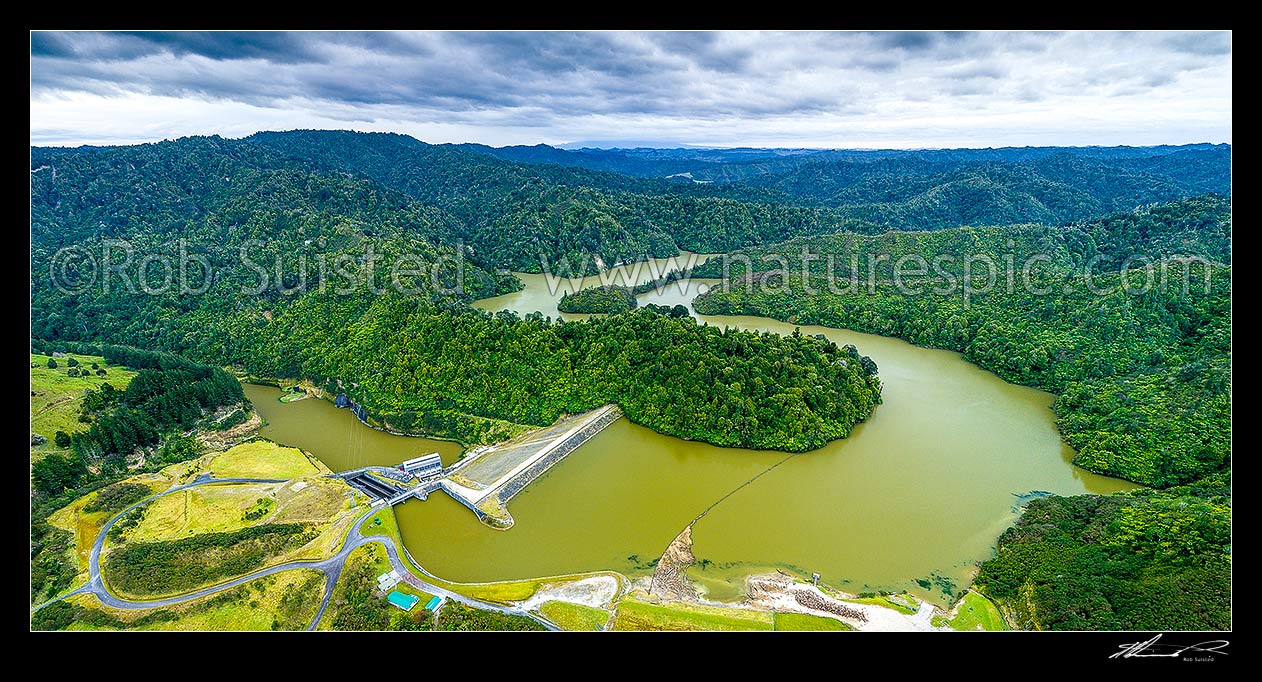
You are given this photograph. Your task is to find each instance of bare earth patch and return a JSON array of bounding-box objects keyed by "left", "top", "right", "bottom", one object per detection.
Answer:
[
  {"left": 517, "top": 576, "right": 621, "bottom": 611},
  {"left": 745, "top": 573, "right": 940, "bottom": 632}
]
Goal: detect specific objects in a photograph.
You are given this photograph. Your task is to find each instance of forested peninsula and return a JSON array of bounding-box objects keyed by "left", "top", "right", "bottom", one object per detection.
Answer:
[
  {"left": 689, "top": 197, "right": 1232, "bottom": 630},
  {"left": 31, "top": 134, "right": 881, "bottom": 450}
]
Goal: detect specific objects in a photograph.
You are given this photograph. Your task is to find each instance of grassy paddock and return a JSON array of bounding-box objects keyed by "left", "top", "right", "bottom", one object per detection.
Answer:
[
  {"left": 53, "top": 569, "right": 325, "bottom": 631},
  {"left": 773, "top": 611, "right": 854, "bottom": 631},
  {"left": 209, "top": 440, "right": 326, "bottom": 479},
  {"left": 30, "top": 353, "right": 138, "bottom": 455},
  {"left": 932, "top": 590, "right": 1008, "bottom": 631},
  {"left": 612, "top": 597, "right": 774, "bottom": 631},
  {"left": 539, "top": 600, "right": 610, "bottom": 631}
]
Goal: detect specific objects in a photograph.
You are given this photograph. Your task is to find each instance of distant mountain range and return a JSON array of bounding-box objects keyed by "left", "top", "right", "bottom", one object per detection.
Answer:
[
  {"left": 457, "top": 140, "right": 1229, "bottom": 185},
  {"left": 33, "top": 130, "right": 1230, "bottom": 275}
]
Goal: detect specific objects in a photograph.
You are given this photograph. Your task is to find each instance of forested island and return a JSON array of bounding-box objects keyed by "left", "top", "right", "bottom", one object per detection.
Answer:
[
  {"left": 557, "top": 268, "right": 698, "bottom": 314},
  {"left": 557, "top": 285, "right": 638, "bottom": 314}
]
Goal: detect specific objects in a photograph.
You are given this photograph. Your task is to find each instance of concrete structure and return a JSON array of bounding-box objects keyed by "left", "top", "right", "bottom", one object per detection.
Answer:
[
  {"left": 400, "top": 453, "right": 443, "bottom": 479},
  {"left": 337, "top": 407, "right": 620, "bottom": 522},
  {"left": 344, "top": 472, "right": 401, "bottom": 500},
  {"left": 440, "top": 405, "right": 622, "bottom": 527},
  {"left": 336, "top": 466, "right": 440, "bottom": 506}
]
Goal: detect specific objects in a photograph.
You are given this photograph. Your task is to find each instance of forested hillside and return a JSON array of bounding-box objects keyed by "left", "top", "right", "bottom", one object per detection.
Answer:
[
  {"left": 245, "top": 130, "right": 869, "bottom": 272},
  {"left": 453, "top": 139, "right": 1230, "bottom": 231},
  {"left": 31, "top": 135, "right": 516, "bottom": 364},
  {"left": 974, "top": 480, "right": 1230, "bottom": 630},
  {"left": 692, "top": 194, "right": 1231, "bottom": 279},
  {"left": 693, "top": 196, "right": 1231, "bottom": 487},
  {"left": 30, "top": 135, "right": 882, "bottom": 451},
  {"left": 743, "top": 147, "right": 1230, "bottom": 231},
  {"left": 248, "top": 132, "right": 1229, "bottom": 270},
  {"left": 34, "top": 132, "right": 1229, "bottom": 281},
  {"left": 453, "top": 140, "right": 1227, "bottom": 187},
  {"left": 691, "top": 197, "right": 1231, "bottom": 630}
]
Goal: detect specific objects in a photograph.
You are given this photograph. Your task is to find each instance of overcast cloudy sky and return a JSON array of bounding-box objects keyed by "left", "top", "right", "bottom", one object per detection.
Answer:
[{"left": 30, "top": 30, "right": 1231, "bottom": 149}]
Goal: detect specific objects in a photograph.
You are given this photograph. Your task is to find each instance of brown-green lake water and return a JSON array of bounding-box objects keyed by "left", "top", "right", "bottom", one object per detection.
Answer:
[{"left": 248, "top": 254, "right": 1134, "bottom": 603}]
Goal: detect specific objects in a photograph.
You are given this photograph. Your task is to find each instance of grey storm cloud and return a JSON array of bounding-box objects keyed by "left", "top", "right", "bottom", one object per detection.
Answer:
[
  {"left": 31, "top": 30, "right": 862, "bottom": 117},
  {"left": 1162, "top": 31, "right": 1231, "bottom": 56},
  {"left": 29, "top": 30, "right": 1231, "bottom": 148},
  {"left": 869, "top": 31, "right": 938, "bottom": 51},
  {"left": 32, "top": 30, "right": 422, "bottom": 63}
]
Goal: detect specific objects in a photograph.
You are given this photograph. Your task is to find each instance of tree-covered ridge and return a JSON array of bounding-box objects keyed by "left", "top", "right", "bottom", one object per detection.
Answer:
[
  {"left": 30, "top": 135, "right": 518, "bottom": 366},
  {"left": 691, "top": 194, "right": 1232, "bottom": 281},
  {"left": 259, "top": 131, "right": 1228, "bottom": 244},
  {"left": 34, "top": 132, "right": 1229, "bottom": 281},
  {"left": 31, "top": 133, "right": 885, "bottom": 452},
  {"left": 740, "top": 148, "right": 1230, "bottom": 230},
  {"left": 456, "top": 140, "right": 1228, "bottom": 184},
  {"left": 244, "top": 130, "right": 876, "bottom": 274},
  {"left": 29, "top": 343, "right": 246, "bottom": 497},
  {"left": 253, "top": 297, "right": 882, "bottom": 452},
  {"left": 692, "top": 200, "right": 1230, "bottom": 487},
  {"left": 31, "top": 135, "right": 455, "bottom": 254},
  {"left": 244, "top": 132, "right": 1223, "bottom": 273},
  {"left": 30, "top": 131, "right": 865, "bottom": 283},
  {"left": 557, "top": 285, "right": 638, "bottom": 314},
  {"left": 974, "top": 479, "right": 1230, "bottom": 630}
]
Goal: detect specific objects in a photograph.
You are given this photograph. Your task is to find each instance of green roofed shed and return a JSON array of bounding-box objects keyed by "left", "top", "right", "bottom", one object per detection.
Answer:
[{"left": 387, "top": 590, "right": 420, "bottom": 611}]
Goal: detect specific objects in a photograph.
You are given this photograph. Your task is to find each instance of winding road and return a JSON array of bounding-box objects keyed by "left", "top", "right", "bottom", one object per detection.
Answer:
[{"left": 34, "top": 474, "right": 556, "bottom": 631}]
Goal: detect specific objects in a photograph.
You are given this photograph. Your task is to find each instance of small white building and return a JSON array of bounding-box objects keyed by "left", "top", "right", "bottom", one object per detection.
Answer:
[
  {"left": 376, "top": 570, "right": 402, "bottom": 591},
  {"left": 400, "top": 453, "right": 443, "bottom": 479}
]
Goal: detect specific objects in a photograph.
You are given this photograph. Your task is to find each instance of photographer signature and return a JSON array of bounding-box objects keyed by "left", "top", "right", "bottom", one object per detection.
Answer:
[{"left": 1111, "top": 634, "right": 1229, "bottom": 660}]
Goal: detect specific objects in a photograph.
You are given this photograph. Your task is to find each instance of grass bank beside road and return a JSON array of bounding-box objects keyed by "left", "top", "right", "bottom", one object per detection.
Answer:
[{"left": 612, "top": 597, "right": 774, "bottom": 631}]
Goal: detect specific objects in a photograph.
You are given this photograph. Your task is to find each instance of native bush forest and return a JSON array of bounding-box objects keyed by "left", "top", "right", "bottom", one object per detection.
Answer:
[
  {"left": 557, "top": 285, "right": 638, "bottom": 314},
  {"left": 690, "top": 197, "right": 1231, "bottom": 630},
  {"left": 31, "top": 131, "right": 1230, "bottom": 630},
  {"left": 692, "top": 196, "right": 1231, "bottom": 487},
  {"left": 974, "top": 478, "right": 1230, "bottom": 631},
  {"left": 31, "top": 134, "right": 882, "bottom": 451}
]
